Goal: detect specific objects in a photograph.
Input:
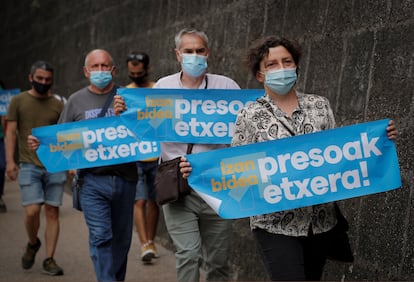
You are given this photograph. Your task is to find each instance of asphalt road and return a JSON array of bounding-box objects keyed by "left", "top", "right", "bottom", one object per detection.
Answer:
[{"left": 0, "top": 179, "right": 178, "bottom": 282}]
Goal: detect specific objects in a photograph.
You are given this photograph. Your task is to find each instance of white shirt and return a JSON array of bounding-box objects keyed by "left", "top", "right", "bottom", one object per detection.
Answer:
[{"left": 154, "top": 72, "right": 240, "bottom": 161}]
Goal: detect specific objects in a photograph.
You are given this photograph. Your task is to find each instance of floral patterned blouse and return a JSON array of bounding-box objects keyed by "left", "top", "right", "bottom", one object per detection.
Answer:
[{"left": 231, "top": 92, "right": 338, "bottom": 236}]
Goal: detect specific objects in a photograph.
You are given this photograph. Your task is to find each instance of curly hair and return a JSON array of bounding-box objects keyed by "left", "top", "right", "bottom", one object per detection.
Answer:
[{"left": 245, "top": 36, "right": 302, "bottom": 76}]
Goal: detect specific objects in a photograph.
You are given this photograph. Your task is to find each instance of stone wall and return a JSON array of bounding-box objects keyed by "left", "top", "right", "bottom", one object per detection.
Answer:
[{"left": 0, "top": 0, "right": 413, "bottom": 280}]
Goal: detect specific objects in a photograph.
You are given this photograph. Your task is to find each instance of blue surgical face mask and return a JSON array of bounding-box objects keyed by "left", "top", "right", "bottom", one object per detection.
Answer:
[
  {"left": 89, "top": 71, "right": 113, "bottom": 89},
  {"left": 181, "top": 53, "right": 208, "bottom": 77},
  {"left": 265, "top": 68, "right": 297, "bottom": 95}
]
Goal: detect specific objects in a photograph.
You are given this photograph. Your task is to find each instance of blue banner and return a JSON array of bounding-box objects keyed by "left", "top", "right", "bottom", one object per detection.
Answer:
[
  {"left": 33, "top": 116, "right": 160, "bottom": 172},
  {"left": 0, "top": 88, "right": 20, "bottom": 115},
  {"left": 186, "top": 119, "right": 401, "bottom": 219},
  {"left": 118, "top": 88, "right": 264, "bottom": 144}
]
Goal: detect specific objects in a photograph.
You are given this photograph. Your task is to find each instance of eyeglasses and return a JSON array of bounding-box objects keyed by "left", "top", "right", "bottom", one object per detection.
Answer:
[{"left": 127, "top": 54, "right": 145, "bottom": 62}]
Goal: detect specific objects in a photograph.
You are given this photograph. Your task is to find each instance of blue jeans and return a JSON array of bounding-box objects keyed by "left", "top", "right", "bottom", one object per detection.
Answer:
[
  {"left": 18, "top": 163, "right": 66, "bottom": 206},
  {"left": 81, "top": 173, "right": 136, "bottom": 282}
]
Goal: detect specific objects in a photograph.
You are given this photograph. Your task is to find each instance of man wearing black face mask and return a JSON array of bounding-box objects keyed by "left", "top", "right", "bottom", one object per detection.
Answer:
[
  {"left": 5, "top": 61, "right": 67, "bottom": 276},
  {"left": 125, "top": 51, "right": 160, "bottom": 264},
  {"left": 31, "top": 77, "right": 52, "bottom": 94},
  {"left": 126, "top": 51, "right": 155, "bottom": 88}
]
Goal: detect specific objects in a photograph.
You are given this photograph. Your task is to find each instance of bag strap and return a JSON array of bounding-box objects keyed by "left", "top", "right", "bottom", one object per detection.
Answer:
[
  {"left": 204, "top": 76, "right": 208, "bottom": 89},
  {"left": 158, "top": 76, "right": 202, "bottom": 160},
  {"left": 182, "top": 77, "right": 203, "bottom": 155},
  {"left": 78, "top": 85, "right": 119, "bottom": 177},
  {"left": 97, "top": 85, "right": 119, "bottom": 118},
  {"left": 257, "top": 97, "right": 296, "bottom": 136},
  {"left": 186, "top": 144, "right": 194, "bottom": 154}
]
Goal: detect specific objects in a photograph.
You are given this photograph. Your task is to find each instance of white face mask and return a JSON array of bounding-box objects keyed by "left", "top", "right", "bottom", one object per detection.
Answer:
[
  {"left": 264, "top": 68, "right": 297, "bottom": 95},
  {"left": 181, "top": 53, "right": 208, "bottom": 77}
]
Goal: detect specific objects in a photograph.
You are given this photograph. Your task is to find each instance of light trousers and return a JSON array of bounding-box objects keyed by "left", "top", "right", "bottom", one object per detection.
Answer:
[{"left": 163, "top": 192, "right": 232, "bottom": 281}]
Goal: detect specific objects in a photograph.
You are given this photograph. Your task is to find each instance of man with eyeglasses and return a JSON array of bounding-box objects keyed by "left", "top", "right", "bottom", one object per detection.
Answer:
[
  {"left": 58, "top": 49, "right": 138, "bottom": 282},
  {"left": 154, "top": 29, "right": 240, "bottom": 281},
  {"left": 125, "top": 51, "right": 160, "bottom": 264},
  {"left": 114, "top": 28, "right": 240, "bottom": 281},
  {"left": 148, "top": 28, "right": 239, "bottom": 281}
]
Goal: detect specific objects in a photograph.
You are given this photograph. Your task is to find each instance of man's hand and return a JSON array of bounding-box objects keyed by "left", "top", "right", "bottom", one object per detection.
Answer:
[
  {"left": 27, "top": 135, "right": 40, "bottom": 150},
  {"left": 179, "top": 156, "right": 192, "bottom": 179},
  {"left": 6, "top": 162, "right": 18, "bottom": 181},
  {"left": 114, "top": 95, "right": 127, "bottom": 116}
]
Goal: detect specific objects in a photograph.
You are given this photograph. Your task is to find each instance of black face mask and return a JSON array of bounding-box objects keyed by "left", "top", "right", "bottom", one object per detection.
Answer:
[
  {"left": 32, "top": 80, "right": 52, "bottom": 95},
  {"left": 129, "top": 74, "right": 147, "bottom": 86}
]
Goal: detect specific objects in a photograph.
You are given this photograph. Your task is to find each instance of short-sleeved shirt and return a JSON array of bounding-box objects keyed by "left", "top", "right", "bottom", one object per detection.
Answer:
[
  {"left": 231, "top": 92, "right": 337, "bottom": 237},
  {"left": 7, "top": 91, "right": 64, "bottom": 167},
  {"left": 126, "top": 81, "right": 155, "bottom": 89},
  {"left": 58, "top": 86, "right": 138, "bottom": 181},
  {"left": 58, "top": 86, "right": 116, "bottom": 123},
  {"left": 153, "top": 72, "right": 241, "bottom": 161}
]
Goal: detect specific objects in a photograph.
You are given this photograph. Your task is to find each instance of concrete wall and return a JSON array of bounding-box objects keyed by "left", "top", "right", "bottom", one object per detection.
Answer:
[{"left": 1, "top": 0, "right": 413, "bottom": 280}]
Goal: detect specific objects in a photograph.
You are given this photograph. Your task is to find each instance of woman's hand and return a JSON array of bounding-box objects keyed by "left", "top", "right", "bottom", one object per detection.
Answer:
[
  {"left": 179, "top": 156, "right": 192, "bottom": 179},
  {"left": 386, "top": 120, "right": 398, "bottom": 140},
  {"left": 114, "top": 95, "right": 127, "bottom": 116}
]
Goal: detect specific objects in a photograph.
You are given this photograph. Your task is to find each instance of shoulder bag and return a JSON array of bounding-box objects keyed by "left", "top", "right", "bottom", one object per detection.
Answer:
[
  {"left": 155, "top": 144, "right": 193, "bottom": 205},
  {"left": 325, "top": 202, "right": 354, "bottom": 262}
]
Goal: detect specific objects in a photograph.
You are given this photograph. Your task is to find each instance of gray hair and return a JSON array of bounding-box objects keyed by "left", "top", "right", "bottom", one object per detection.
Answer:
[
  {"left": 84, "top": 49, "right": 115, "bottom": 67},
  {"left": 174, "top": 28, "right": 209, "bottom": 49},
  {"left": 30, "top": 60, "right": 54, "bottom": 75}
]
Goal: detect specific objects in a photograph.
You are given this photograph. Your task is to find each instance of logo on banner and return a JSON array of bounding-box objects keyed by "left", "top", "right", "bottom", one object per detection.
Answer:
[
  {"left": 49, "top": 125, "right": 158, "bottom": 163},
  {"left": 186, "top": 119, "right": 401, "bottom": 219},
  {"left": 211, "top": 132, "right": 380, "bottom": 204},
  {"left": 137, "top": 94, "right": 252, "bottom": 138}
]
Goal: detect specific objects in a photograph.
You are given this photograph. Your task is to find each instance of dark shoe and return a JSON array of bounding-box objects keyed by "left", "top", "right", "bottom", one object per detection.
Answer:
[
  {"left": 42, "top": 257, "right": 64, "bottom": 276},
  {"left": 0, "top": 198, "right": 6, "bottom": 213},
  {"left": 21, "top": 237, "right": 41, "bottom": 269}
]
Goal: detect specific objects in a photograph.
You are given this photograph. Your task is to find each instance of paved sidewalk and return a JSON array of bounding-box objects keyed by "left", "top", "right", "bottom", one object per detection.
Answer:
[{"left": 0, "top": 180, "right": 178, "bottom": 282}]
